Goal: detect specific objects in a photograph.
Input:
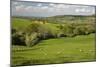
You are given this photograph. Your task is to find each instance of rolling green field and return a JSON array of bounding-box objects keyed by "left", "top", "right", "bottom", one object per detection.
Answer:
[
  {"left": 12, "top": 34, "right": 96, "bottom": 66},
  {"left": 12, "top": 18, "right": 32, "bottom": 31},
  {"left": 12, "top": 17, "right": 60, "bottom": 32}
]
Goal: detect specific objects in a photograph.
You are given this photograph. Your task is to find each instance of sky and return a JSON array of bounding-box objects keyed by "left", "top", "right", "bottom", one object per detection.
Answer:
[{"left": 11, "top": 1, "right": 96, "bottom": 17}]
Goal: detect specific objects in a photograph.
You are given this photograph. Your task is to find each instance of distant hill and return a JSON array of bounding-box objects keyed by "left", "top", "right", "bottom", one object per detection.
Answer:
[
  {"left": 12, "top": 14, "right": 96, "bottom": 24},
  {"left": 45, "top": 15, "right": 96, "bottom": 23}
]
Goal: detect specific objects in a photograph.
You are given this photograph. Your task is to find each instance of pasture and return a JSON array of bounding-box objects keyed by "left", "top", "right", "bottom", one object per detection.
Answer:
[
  {"left": 11, "top": 16, "right": 96, "bottom": 66},
  {"left": 12, "top": 34, "right": 96, "bottom": 66}
]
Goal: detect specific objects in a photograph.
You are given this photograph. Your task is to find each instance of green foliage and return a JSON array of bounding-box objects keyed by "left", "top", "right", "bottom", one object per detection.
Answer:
[
  {"left": 12, "top": 31, "right": 25, "bottom": 46},
  {"left": 62, "top": 22, "right": 95, "bottom": 37},
  {"left": 62, "top": 23, "right": 75, "bottom": 37},
  {"left": 25, "top": 33, "right": 39, "bottom": 46},
  {"left": 25, "top": 23, "right": 41, "bottom": 34}
]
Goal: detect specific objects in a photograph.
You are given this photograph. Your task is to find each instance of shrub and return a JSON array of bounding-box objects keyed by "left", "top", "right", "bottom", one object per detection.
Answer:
[
  {"left": 25, "top": 33, "right": 40, "bottom": 46},
  {"left": 62, "top": 23, "right": 75, "bottom": 37},
  {"left": 12, "top": 28, "right": 17, "bottom": 34},
  {"left": 12, "top": 32, "right": 25, "bottom": 45},
  {"left": 25, "top": 22, "right": 41, "bottom": 34}
]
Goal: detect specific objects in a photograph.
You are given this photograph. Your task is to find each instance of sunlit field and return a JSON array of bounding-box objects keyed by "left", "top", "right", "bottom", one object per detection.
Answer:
[{"left": 12, "top": 34, "right": 95, "bottom": 66}]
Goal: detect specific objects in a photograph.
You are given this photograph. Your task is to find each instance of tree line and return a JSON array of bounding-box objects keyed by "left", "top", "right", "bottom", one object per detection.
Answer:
[{"left": 12, "top": 21, "right": 95, "bottom": 47}]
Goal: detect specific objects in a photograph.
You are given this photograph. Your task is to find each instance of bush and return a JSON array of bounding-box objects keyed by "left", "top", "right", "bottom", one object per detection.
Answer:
[
  {"left": 25, "top": 22, "right": 41, "bottom": 34},
  {"left": 25, "top": 33, "right": 40, "bottom": 46},
  {"left": 12, "top": 32, "right": 26, "bottom": 46},
  {"left": 74, "top": 26, "right": 86, "bottom": 35},
  {"left": 12, "top": 28, "right": 17, "bottom": 34},
  {"left": 62, "top": 23, "right": 75, "bottom": 37}
]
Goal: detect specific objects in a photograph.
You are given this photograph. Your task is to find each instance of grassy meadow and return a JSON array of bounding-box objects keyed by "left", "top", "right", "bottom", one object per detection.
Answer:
[
  {"left": 11, "top": 16, "right": 96, "bottom": 66},
  {"left": 12, "top": 34, "right": 95, "bottom": 66}
]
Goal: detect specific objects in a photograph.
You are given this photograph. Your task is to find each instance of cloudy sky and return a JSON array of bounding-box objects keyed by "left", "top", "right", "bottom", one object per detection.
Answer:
[{"left": 11, "top": 1, "right": 95, "bottom": 17}]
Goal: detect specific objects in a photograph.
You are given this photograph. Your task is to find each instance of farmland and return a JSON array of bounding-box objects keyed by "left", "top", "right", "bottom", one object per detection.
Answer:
[
  {"left": 11, "top": 15, "right": 96, "bottom": 66},
  {"left": 12, "top": 34, "right": 95, "bottom": 66}
]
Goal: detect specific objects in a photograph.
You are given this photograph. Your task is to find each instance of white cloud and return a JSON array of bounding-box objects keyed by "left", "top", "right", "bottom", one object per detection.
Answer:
[
  {"left": 86, "top": 10, "right": 91, "bottom": 13},
  {"left": 81, "top": 8, "right": 86, "bottom": 12},
  {"left": 12, "top": 1, "right": 95, "bottom": 17},
  {"left": 56, "top": 4, "right": 69, "bottom": 8},
  {"left": 74, "top": 5, "right": 89, "bottom": 8},
  {"left": 48, "top": 8, "right": 55, "bottom": 12},
  {"left": 41, "top": 6, "right": 48, "bottom": 9},
  {"left": 49, "top": 3, "right": 55, "bottom": 7},
  {"left": 13, "top": 2, "right": 18, "bottom": 5},
  {"left": 75, "top": 9, "right": 80, "bottom": 12},
  {"left": 49, "top": 3, "right": 70, "bottom": 11},
  {"left": 15, "top": 5, "right": 25, "bottom": 11},
  {"left": 75, "top": 8, "right": 87, "bottom": 13},
  {"left": 48, "top": 4, "right": 70, "bottom": 12},
  {"left": 75, "top": 8, "right": 94, "bottom": 15},
  {"left": 25, "top": 6, "right": 33, "bottom": 10},
  {"left": 37, "top": 3, "right": 42, "bottom": 7}
]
